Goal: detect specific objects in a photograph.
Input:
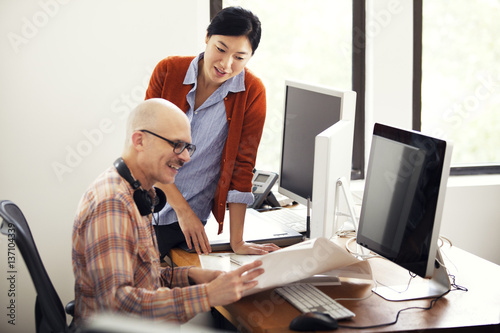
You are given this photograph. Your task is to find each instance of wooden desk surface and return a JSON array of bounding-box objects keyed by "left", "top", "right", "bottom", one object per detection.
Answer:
[{"left": 172, "top": 242, "right": 500, "bottom": 333}]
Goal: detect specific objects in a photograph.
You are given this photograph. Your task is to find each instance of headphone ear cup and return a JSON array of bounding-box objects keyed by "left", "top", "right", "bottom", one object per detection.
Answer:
[
  {"left": 133, "top": 190, "right": 154, "bottom": 216},
  {"left": 133, "top": 187, "right": 167, "bottom": 216},
  {"left": 153, "top": 188, "right": 167, "bottom": 213},
  {"left": 115, "top": 157, "right": 166, "bottom": 216}
]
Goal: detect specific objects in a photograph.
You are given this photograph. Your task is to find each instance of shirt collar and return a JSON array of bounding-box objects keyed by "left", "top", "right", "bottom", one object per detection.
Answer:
[{"left": 184, "top": 52, "right": 246, "bottom": 94}]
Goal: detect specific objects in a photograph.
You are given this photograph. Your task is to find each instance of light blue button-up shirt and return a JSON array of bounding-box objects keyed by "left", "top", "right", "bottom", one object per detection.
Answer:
[{"left": 158, "top": 53, "right": 254, "bottom": 226}]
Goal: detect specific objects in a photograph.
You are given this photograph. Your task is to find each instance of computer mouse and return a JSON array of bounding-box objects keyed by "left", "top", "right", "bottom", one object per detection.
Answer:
[{"left": 289, "top": 312, "right": 338, "bottom": 331}]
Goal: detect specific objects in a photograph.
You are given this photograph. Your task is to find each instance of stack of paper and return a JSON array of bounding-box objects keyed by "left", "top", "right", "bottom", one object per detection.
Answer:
[{"left": 199, "top": 237, "right": 372, "bottom": 296}]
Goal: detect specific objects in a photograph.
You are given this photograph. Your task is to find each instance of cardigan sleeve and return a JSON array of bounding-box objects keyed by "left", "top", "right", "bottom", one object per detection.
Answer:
[
  {"left": 229, "top": 76, "right": 266, "bottom": 193},
  {"left": 213, "top": 70, "right": 267, "bottom": 230}
]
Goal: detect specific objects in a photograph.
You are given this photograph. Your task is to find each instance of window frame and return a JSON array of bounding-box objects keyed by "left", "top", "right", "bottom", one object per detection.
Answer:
[
  {"left": 213, "top": 0, "right": 499, "bottom": 178},
  {"left": 352, "top": 0, "right": 366, "bottom": 180},
  {"left": 414, "top": 0, "right": 500, "bottom": 176},
  {"left": 211, "top": 0, "right": 365, "bottom": 179}
]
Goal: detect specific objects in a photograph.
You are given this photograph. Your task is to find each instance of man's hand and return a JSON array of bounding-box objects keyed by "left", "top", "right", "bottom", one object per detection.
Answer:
[
  {"left": 206, "top": 260, "right": 264, "bottom": 306},
  {"left": 231, "top": 241, "right": 280, "bottom": 255},
  {"left": 177, "top": 209, "right": 211, "bottom": 255},
  {"left": 188, "top": 267, "right": 222, "bottom": 284}
]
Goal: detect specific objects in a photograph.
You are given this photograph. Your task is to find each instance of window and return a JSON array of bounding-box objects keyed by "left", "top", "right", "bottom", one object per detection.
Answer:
[
  {"left": 214, "top": 0, "right": 364, "bottom": 178},
  {"left": 418, "top": 0, "right": 500, "bottom": 175}
]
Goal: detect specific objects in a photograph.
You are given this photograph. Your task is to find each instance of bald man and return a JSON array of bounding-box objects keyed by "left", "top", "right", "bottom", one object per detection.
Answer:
[{"left": 72, "top": 98, "right": 263, "bottom": 326}]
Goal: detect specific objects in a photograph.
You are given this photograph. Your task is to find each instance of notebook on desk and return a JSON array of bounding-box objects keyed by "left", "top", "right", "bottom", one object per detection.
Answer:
[{"left": 179, "top": 208, "right": 304, "bottom": 252}]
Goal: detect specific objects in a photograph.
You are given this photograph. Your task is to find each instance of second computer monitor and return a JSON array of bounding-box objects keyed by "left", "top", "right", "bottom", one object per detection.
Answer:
[
  {"left": 278, "top": 80, "right": 356, "bottom": 238},
  {"left": 356, "top": 123, "right": 453, "bottom": 300}
]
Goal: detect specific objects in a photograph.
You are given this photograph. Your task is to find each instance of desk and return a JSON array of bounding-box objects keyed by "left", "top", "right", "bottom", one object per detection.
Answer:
[{"left": 172, "top": 242, "right": 500, "bottom": 333}]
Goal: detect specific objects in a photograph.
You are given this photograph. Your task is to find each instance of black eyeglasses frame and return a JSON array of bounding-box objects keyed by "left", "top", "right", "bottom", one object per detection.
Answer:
[{"left": 139, "top": 129, "right": 196, "bottom": 157}]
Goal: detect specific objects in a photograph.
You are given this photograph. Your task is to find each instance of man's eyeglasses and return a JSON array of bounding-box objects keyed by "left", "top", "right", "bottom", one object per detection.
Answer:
[{"left": 139, "top": 129, "right": 196, "bottom": 157}]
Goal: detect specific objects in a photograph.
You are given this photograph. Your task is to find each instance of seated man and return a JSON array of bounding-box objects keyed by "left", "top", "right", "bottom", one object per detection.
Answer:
[{"left": 72, "top": 98, "right": 263, "bottom": 325}]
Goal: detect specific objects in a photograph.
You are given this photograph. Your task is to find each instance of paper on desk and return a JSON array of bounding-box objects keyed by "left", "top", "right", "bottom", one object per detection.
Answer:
[
  {"left": 199, "top": 237, "right": 370, "bottom": 296},
  {"left": 199, "top": 252, "right": 263, "bottom": 272}
]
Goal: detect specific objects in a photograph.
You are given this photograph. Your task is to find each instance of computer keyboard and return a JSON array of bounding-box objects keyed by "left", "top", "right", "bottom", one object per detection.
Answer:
[
  {"left": 275, "top": 283, "right": 355, "bottom": 320},
  {"left": 260, "top": 208, "right": 306, "bottom": 233}
]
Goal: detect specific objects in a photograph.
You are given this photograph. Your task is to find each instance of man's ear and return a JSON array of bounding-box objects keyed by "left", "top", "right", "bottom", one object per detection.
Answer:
[
  {"left": 131, "top": 131, "right": 146, "bottom": 152},
  {"left": 205, "top": 34, "right": 210, "bottom": 44}
]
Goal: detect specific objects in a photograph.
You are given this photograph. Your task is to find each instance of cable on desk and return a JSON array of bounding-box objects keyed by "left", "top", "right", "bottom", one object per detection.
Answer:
[
  {"left": 374, "top": 271, "right": 417, "bottom": 295},
  {"left": 337, "top": 289, "right": 451, "bottom": 330},
  {"left": 343, "top": 236, "right": 379, "bottom": 260},
  {"left": 337, "top": 269, "right": 468, "bottom": 330},
  {"left": 329, "top": 227, "right": 469, "bottom": 329},
  {"left": 449, "top": 274, "right": 468, "bottom": 292}
]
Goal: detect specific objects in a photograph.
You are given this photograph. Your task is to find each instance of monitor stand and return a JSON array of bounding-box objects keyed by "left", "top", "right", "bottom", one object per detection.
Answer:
[
  {"left": 333, "top": 177, "right": 359, "bottom": 233},
  {"left": 372, "top": 248, "right": 451, "bottom": 301}
]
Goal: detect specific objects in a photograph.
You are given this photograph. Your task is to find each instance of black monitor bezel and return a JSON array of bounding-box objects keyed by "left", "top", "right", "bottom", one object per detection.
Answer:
[
  {"left": 356, "top": 123, "right": 448, "bottom": 278},
  {"left": 278, "top": 81, "right": 343, "bottom": 206}
]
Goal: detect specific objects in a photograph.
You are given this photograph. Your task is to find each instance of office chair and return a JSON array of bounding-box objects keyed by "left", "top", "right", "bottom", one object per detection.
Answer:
[{"left": 0, "top": 200, "right": 75, "bottom": 333}]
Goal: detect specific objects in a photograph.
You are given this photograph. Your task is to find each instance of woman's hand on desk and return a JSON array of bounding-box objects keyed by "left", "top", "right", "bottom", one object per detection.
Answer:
[
  {"left": 228, "top": 203, "right": 280, "bottom": 255},
  {"left": 161, "top": 183, "right": 211, "bottom": 255},
  {"left": 206, "top": 260, "right": 264, "bottom": 306},
  {"left": 178, "top": 209, "right": 211, "bottom": 255},
  {"left": 231, "top": 240, "right": 280, "bottom": 255}
]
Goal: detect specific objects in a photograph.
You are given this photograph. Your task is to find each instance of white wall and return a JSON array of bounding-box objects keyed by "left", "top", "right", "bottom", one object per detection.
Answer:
[
  {"left": 1, "top": 1, "right": 499, "bottom": 331},
  {"left": 0, "top": 1, "right": 209, "bottom": 332},
  {"left": 364, "top": 0, "right": 500, "bottom": 265}
]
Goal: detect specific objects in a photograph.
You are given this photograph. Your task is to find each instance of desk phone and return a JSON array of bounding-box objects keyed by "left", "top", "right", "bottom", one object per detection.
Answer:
[{"left": 249, "top": 170, "right": 279, "bottom": 209}]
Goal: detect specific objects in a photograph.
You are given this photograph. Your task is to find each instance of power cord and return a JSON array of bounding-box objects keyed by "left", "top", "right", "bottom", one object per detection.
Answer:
[
  {"left": 337, "top": 259, "right": 468, "bottom": 330},
  {"left": 333, "top": 232, "right": 468, "bottom": 330},
  {"left": 374, "top": 270, "right": 417, "bottom": 294},
  {"left": 337, "top": 289, "right": 451, "bottom": 330},
  {"left": 338, "top": 275, "right": 468, "bottom": 330},
  {"left": 343, "top": 236, "right": 379, "bottom": 260},
  {"left": 152, "top": 212, "right": 174, "bottom": 289}
]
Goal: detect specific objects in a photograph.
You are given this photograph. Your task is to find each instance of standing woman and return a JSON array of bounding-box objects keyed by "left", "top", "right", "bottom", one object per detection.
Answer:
[{"left": 146, "top": 6, "right": 280, "bottom": 257}]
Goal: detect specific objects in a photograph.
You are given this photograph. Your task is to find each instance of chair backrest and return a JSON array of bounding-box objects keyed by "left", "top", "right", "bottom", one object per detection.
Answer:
[{"left": 0, "top": 200, "right": 68, "bottom": 333}]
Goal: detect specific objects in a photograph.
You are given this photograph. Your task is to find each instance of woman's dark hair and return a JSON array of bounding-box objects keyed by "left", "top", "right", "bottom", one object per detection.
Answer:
[{"left": 207, "top": 6, "right": 262, "bottom": 55}]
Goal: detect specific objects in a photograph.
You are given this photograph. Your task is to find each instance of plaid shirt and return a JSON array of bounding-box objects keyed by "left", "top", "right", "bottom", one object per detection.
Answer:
[{"left": 72, "top": 166, "right": 210, "bottom": 325}]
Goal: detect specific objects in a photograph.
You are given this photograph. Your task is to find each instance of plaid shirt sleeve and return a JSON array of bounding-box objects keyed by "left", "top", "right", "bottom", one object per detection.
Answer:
[
  {"left": 73, "top": 173, "right": 211, "bottom": 324},
  {"left": 160, "top": 265, "right": 191, "bottom": 288}
]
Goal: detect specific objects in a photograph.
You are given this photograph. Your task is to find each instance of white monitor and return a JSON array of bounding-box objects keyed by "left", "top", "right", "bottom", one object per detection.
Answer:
[
  {"left": 278, "top": 80, "right": 356, "bottom": 238},
  {"left": 310, "top": 119, "right": 356, "bottom": 239},
  {"left": 356, "top": 123, "right": 453, "bottom": 301}
]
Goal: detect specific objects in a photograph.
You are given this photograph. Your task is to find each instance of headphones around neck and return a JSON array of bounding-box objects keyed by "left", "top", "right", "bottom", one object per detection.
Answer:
[{"left": 113, "top": 157, "right": 166, "bottom": 216}]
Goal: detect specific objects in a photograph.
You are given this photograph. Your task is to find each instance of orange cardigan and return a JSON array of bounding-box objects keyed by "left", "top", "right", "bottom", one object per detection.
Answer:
[{"left": 145, "top": 56, "right": 266, "bottom": 233}]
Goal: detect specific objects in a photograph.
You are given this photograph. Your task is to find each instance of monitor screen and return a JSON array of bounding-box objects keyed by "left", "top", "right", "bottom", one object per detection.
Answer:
[
  {"left": 279, "top": 82, "right": 342, "bottom": 205},
  {"left": 357, "top": 123, "right": 453, "bottom": 281}
]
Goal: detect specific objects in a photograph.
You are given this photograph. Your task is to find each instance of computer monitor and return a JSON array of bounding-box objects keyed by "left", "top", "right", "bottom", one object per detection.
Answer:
[
  {"left": 278, "top": 80, "right": 356, "bottom": 238},
  {"left": 356, "top": 123, "right": 453, "bottom": 301}
]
